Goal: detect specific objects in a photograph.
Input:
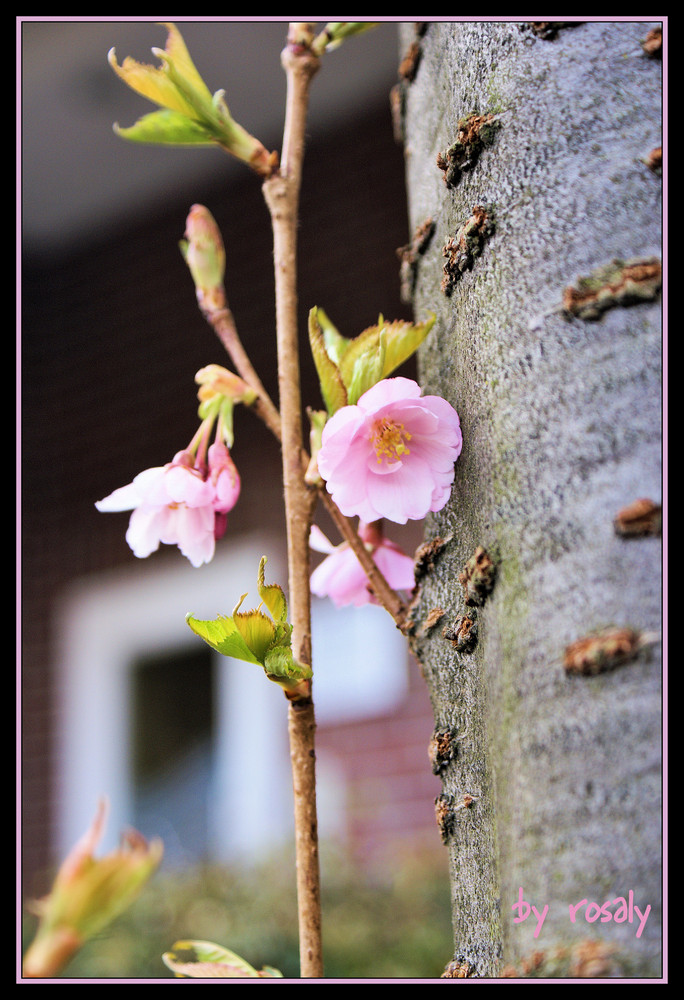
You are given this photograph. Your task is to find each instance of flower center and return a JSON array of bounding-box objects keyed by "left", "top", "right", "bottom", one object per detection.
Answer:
[{"left": 371, "top": 417, "right": 411, "bottom": 464}]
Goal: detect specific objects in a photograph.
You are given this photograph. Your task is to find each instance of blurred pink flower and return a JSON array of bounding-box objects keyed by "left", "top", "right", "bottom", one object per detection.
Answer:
[
  {"left": 310, "top": 521, "right": 415, "bottom": 608},
  {"left": 317, "top": 377, "right": 462, "bottom": 524},
  {"left": 95, "top": 446, "right": 241, "bottom": 567}
]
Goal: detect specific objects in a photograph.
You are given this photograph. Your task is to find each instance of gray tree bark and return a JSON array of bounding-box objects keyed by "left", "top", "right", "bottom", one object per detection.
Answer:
[{"left": 398, "top": 21, "right": 663, "bottom": 978}]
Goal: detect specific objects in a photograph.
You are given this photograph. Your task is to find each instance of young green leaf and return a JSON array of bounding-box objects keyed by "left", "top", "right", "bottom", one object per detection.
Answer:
[
  {"left": 186, "top": 558, "right": 310, "bottom": 692},
  {"left": 338, "top": 315, "right": 436, "bottom": 392},
  {"left": 308, "top": 308, "right": 348, "bottom": 415},
  {"left": 185, "top": 613, "right": 260, "bottom": 664},
  {"left": 315, "top": 307, "right": 351, "bottom": 366},
  {"left": 312, "top": 22, "right": 379, "bottom": 55},
  {"left": 309, "top": 309, "right": 436, "bottom": 411},
  {"left": 231, "top": 602, "right": 278, "bottom": 664},
  {"left": 162, "top": 939, "right": 283, "bottom": 978},
  {"left": 264, "top": 645, "right": 312, "bottom": 684},
  {"left": 257, "top": 555, "right": 288, "bottom": 623},
  {"left": 345, "top": 334, "right": 387, "bottom": 405},
  {"left": 379, "top": 315, "right": 436, "bottom": 376},
  {"left": 114, "top": 109, "right": 215, "bottom": 146},
  {"left": 109, "top": 23, "right": 277, "bottom": 174}
]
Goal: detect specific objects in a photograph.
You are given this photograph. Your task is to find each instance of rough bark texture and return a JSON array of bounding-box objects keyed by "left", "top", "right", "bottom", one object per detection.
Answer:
[{"left": 399, "top": 21, "right": 662, "bottom": 978}]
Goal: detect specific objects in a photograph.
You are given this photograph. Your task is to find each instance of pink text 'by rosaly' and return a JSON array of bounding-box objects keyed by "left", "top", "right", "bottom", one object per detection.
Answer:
[{"left": 512, "top": 886, "right": 651, "bottom": 939}]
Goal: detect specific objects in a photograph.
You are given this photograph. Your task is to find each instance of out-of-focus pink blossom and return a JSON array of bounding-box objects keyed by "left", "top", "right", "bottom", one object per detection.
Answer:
[
  {"left": 95, "top": 446, "right": 241, "bottom": 567},
  {"left": 310, "top": 521, "right": 415, "bottom": 608},
  {"left": 316, "top": 377, "right": 463, "bottom": 525}
]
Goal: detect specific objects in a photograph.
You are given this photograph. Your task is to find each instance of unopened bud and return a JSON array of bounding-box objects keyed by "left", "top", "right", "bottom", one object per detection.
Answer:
[
  {"left": 312, "top": 22, "right": 379, "bottom": 55},
  {"left": 180, "top": 205, "right": 226, "bottom": 312},
  {"left": 208, "top": 441, "right": 241, "bottom": 514},
  {"left": 195, "top": 364, "right": 257, "bottom": 406}
]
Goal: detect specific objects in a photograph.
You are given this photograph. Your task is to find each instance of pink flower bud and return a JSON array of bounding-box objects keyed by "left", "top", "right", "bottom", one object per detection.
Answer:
[{"left": 208, "top": 441, "right": 241, "bottom": 514}]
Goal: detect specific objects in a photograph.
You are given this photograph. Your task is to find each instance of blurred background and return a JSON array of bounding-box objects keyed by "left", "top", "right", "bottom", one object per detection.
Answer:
[{"left": 20, "top": 19, "right": 452, "bottom": 976}]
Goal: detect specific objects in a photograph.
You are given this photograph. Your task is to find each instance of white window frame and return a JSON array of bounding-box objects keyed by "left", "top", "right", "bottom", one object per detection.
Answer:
[{"left": 54, "top": 532, "right": 410, "bottom": 864}]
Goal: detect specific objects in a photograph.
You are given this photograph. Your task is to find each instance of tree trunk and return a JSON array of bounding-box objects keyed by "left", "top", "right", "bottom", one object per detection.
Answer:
[{"left": 398, "top": 21, "right": 663, "bottom": 978}]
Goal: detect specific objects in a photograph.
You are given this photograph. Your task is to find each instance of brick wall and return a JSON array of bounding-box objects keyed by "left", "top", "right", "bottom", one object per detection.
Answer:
[{"left": 319, "top": 658, "right": 443, "bottom": 869}]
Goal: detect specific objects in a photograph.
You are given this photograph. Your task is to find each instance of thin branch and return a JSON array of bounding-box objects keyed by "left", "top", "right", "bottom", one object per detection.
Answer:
[
  {"left": 262, "top": 26, "right": 323, "bottom": 980},
  {"left": 201, "top": 302, "right": 282, "bottom": 440}
]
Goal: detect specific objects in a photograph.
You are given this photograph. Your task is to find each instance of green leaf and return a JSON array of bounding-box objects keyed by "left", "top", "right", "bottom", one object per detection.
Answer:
[
  {"left": 161, "top": 939, "right": 282, "bottom": 978},
  {"left": 312, "top": 22, "right": 379, "bottom": 55},
  {"left": 157, "top": 49, "right": 216, "bottom": 123},
  {"left": 257, "top": 556, "right": 288, "bottom": 624},
  {"left": 232, "top": 605, "right": 277, "bottom": 664},
  {"left": 108, "top": 24, "right": 277, "bottom": 175},
  {"left": 218, "top": 396, "right": 235, "bottom": 448},
  {"left": 378, "top": 315, "right": 436, "bottom": 377},
  {"left": 114, "top": 109, "right": 215, "bottom": 146},
  {"left": 338, "top": 315, "right": 436, "bottom": 394},
  {"left": 185, "top": 613, "right": 260, "bottom": 664},
  {"left": 308, "top": 308, "right": 348, "bottom": 415},
  {"left": 315, "top": 307, "right": 351, "bottom": 366},
  {"left": 346, "top": 333, "right": 387, "bottom": 405},
  {"left": 186, "top": 558, "right": 306, "bottom": 690},
  {"left": 336, "top": 322, "right": 381, "bottom": 389},
  {"left": 264, "top": 645, "right": 312, "bottom": 683}
]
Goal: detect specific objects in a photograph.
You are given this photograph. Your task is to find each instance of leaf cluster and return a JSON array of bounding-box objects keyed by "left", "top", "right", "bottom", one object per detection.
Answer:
[
  {"left": 308, "top": 308, "right": 435, "bottom": 415},
  {"left": 186, "top": 557, "right": 311, "bottom": 692}
]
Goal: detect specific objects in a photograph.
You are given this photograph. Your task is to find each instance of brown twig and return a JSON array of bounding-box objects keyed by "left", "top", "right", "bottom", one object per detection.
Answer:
[
  {"left": 262, "top": 25, "right": 323, "bottom": 979},
  {"left": 202, "top": 302, "right": 282, "bottom": 441}
]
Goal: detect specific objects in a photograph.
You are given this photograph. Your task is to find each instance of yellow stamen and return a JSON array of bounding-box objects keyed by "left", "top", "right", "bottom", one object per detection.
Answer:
[{"left": 371, "top": 418, "right": 412, "bottom": 464}]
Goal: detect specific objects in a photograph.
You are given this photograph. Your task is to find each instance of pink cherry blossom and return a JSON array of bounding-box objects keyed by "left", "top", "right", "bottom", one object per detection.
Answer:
[
  {"left": 207, "top": 441, "right": 241, "bottom": 513},
  {"left": 310, "top": 522, "right": 415, "bottom": 608},
  {"left": 95, "top": 446, "right": 241, "bottom": 567},
  {"left": 316, "top": 377, "right": 463, "bottom": 525}
]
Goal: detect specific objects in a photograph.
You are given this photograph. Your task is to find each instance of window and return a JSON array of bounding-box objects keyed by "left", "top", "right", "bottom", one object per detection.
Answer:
[
  {"left": 55, "top": 534, "right": 410, "bottom": 865},
  {"left": 130, "top": 644, "right": 214, "bottom": 863}
]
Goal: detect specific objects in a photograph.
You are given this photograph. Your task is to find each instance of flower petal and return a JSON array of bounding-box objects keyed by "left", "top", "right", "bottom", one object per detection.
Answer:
[
  {"left": 309, "top": 525, "right": 336, "bottom": 554},
  {"left": 164, "top": 465, "right": 215, "bottom": 507},
  {"left": 310, "top": 527, "right": 415, "bottom": 607},
  {"left": 95, "top": 482, "right": 141, "bottom": 512},
  {"left": 366, "top": 457, "right": 436, "bottom": 523},
  {"left": 374, "top": 542, "right": 416, "bottom": 592},
  {"left": 311, "top": 546, "right": 372, "bottom": 607},
  {"left": 173, "top": 505, "right": 216, "bottom": 567},
  {"left": 355, "top": 376, "right": 423, "bottom": 412},
  {"left": 125, "top": 505, "right": 168, "bottom": 558}
]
